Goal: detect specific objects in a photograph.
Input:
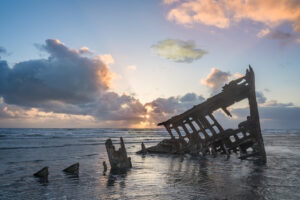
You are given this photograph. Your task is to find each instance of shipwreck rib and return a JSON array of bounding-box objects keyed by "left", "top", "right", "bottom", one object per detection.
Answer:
[{"left": 156, "top": 66, "right": 266, "bottom": 162}]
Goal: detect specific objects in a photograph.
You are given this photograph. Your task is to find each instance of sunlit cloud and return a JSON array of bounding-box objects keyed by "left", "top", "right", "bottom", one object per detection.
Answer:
[
  {"left": 257, "top": 28, "right": 270, "bottom": 38},
  {"left": 166, "top": 0, "right": 300, "bottom": 33},
  {"left": 1, "top": 39, "right": 299, "bottom": 128},
  {"left": 0, "top": 99, "right": 95, "bottom": 121},
  {"left": 201, "top": 68, "right": 231, "bottom": 93},
  {"left": 79, "top": 46, "right": 93, "bottom": 54},
  {"left": 0, "top": 39, "right": 148, "bottom": 127},
  {"left": 96, "top": 54, "right": 115, "bottom": 66},
  {"left": 151, "top": 39, "right": 207, "bottom": 63}
]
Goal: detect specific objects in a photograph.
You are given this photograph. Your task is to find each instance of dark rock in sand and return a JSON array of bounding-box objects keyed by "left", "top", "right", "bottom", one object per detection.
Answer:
[{"left": 34, "top": 167, "right": 49, "bottom": 178}]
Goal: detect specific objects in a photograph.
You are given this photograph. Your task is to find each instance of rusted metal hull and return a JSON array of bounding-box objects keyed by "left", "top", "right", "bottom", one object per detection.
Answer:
[{"left": 152, "top": 66, "right": 266, "bottom": 162}]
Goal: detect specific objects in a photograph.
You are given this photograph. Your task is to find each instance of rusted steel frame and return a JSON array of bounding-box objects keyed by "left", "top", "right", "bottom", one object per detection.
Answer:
[
  {"left": 208, "top": 113, "right": 224, "bottom": 132},
  {"left": 247, "top": 67, "right": 266, "bottom": 162},
  {"left": 223, "top": 75, "right": 246, "bottom": 89},
  {"left": 228, "top": 135, "right": 253, "bottom": 149},
  {"left": 155, "top": 66, "right": 266, "bottom": 161},
  {"left": 193, "top": 116, "right": 210, "bottom": 139},
  {"left": 181, "top": 122, "right": 192, "bottom": 139},
  {"left": 233, "top": 134, "right": 239, "bottom": 142},
  {"left": 174, "top": 126, "right": 184, "bottom": 139},
  {"left": 186, "top": 118, "right": 204, "bottom": 153},
  {"left": 186, "top": 118, "right": 202, "bottom": 140},
  {"left": 221, "top": 107, "right": 232, "bottom": 117},
  {"left": 216, "top": 128, "right": 243, "bottom": 149},
  {"left": 164, "top": 124, "right": 175, "bottom": 139},
  {"left": 157, "top": 82, "right": 249, "bottom": 127},
  {"left": 199, "top": 115, "right": 218, "bottom": 137}
]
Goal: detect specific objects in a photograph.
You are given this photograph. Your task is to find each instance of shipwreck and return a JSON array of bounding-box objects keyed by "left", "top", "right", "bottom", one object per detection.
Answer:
[{"left": 140, "top": 66, "right": 266, "bottom": 163}]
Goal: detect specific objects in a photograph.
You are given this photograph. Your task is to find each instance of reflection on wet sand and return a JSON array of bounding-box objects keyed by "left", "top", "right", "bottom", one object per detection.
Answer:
[{"left": 1, "top": 129, "right": 300, "bottom": 199}]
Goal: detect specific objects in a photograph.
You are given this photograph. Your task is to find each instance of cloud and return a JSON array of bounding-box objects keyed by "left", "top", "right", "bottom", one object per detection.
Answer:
[
  {"left": 78, "top": 46, "right": 93, "bottom": 54},
  {"left": 96, "top": 54, "right": 115, "bottom": 65},
  {"left": 0, "top": 39, "right": 149, "bottom": 127},
  {"left": 1, "top": 40, "right": 299, "bottom": 128},
  {"left": 257, "top": 28, "right": 270, "bottom": 38},
  {"left": 144, "top": 91, "right": 300, "bottom": 129},
  {"left": 232, "top": 106, "right": 300, "bottom": 129},
  {"left": 256, "top": 28, "right": 299, "bottom": 45},
  {"left": 256, "top": 91, "right": 267, "bottom": 104},
  {"left": 163, "top": 0, "right": 179, "bottom": 5},
  {"left": 201, "top": 68, "right": 267, "bottom": 105},
  {"left": 166, "top": 0, "right": 300, "bottom": 33},
  {"left": 145, "top": 93, "right": 205, "bottom": 123},
  {"left": 0, "top": 39, "right": 112, "bottom": 106},
  {"left": 262, "top": 100, "right": 294, "bottom": 107},
  {"left": 266, "top": 30, "right": 297, "bottom": 45},
  {"left": 151, "top": 39, "right": 207, "bottom": 63},
  {"left": 201, "top": 68, "right": 231, "bottom": 93}
]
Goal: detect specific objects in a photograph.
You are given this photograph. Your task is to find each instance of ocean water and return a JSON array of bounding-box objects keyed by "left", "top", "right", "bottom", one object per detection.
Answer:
[{"left": 0, "top": 128, "right": 299, "bottom": 200}]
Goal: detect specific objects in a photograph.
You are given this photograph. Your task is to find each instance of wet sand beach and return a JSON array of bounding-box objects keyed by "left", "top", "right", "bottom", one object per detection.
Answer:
[{"left": 0, "top": 128, "right": 300, "bottom": 200}]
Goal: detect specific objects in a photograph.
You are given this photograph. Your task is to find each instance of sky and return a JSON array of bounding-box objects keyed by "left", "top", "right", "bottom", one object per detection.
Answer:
[{"left": 0, "top": 0, "right": 300, "bottom": 128}]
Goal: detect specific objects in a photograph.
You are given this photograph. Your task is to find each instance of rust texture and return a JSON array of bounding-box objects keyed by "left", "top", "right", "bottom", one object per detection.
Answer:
[{"left": 155, "top": 66, "right": 266, "bottom": 162}]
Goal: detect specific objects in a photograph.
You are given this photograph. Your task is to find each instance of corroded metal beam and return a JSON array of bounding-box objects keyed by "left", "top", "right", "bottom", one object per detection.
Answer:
[{"left": 155, "top": 66, "right": 266, "bottom": 162}]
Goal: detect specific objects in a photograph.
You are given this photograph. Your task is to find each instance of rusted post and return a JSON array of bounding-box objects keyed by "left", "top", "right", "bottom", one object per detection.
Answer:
[
  {"left": 103, "top": 161, "right": 107, "bottom": 174},
  {"left": 247, "top": 66, "right": 267, "bottom": 162},
  {"left": 165, "top": 124, "right": 175, "bottom": 140},
  {"left": 141, "top": 142, "right": 147, "bottom": 154},
  {"left": 105, "top": 137, "right": 132, "bottom": 170}
]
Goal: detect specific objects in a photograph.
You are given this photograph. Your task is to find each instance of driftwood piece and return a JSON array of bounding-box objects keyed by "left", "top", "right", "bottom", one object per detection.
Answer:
[
  {"left": 144, "top": 66, "right": 266, "bottom": 163},
  {"left": 34, "top": 167, "right": 49, "bottom": 178},
  {"left": 63, "top": 163, "right": 79, "bottom": 175},
  {"left": 105, "top": 137, "right": 132, "bottom": 170}
]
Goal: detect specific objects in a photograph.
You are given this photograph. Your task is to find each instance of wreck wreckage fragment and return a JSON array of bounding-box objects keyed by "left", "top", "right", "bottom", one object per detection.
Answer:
[
  {"left": 63, "top": 163, "right": 79, "bottom": 175},
  {"left": 105, "top": 137, "right": 132, "bottom": 170},
  {"left": 33, "top": 166, "right": 49, "bottom": 182},
  {"left": 145, "top": 66, "right": 266, "bottom": 162}
]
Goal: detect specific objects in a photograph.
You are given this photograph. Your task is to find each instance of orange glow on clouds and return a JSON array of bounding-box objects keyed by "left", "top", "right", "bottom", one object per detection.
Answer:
[{"left": 167, "top": 0, "right": 300, "bottom": 32}]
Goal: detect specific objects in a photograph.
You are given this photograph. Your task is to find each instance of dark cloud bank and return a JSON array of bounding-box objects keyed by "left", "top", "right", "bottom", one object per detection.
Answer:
[
  {"left": 0, "top": 39, "right": 146, "bottom": 124},
  {"left": 0, "top": 40, "right": 299, "bottom": 128}
]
